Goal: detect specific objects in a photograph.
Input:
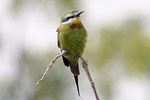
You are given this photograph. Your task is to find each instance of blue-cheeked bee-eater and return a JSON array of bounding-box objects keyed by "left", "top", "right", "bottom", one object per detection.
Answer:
[{"left": 57, "top": 10, "right": 87, "bottom": 96}]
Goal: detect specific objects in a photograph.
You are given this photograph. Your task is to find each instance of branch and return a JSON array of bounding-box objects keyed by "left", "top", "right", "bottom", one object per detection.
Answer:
[
  {"left": 36, "top": 50, "right": 66, "bottom": 85},
  {"left": 79, "top": 55, "right": 100, "bottom": 100},
  {"left": 36, "top": 51, "right": 100, "bottom": 100}
]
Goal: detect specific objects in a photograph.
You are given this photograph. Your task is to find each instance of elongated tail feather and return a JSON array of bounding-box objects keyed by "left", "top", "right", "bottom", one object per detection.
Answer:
[
  {"left": 62, "top": 56, "right": 80, "bottom": 96},
  {"left": 70, "top": 63, "right": 80, "bottom": 75},
  {"left": 74, "top": 75, "right": 80, "bottom": 96}
]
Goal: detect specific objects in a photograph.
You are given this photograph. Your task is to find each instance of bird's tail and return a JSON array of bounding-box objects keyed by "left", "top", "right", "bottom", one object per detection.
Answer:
[
  {"left": 62, "top": 56, "right": 80, "bottom": 96},
  {"left": 70, "top": 62, "right": 80, "bottom": 75},
  {"left": 74, "top": 75, "right": 80, "bottom": 96},
  {"left": 70, "top": 63, "right": 80, "bottom": 96}
]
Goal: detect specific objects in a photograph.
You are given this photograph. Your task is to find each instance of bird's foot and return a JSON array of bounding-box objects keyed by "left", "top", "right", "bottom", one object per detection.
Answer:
[
  {"left": 62, "top": 50, "right": 67, "bottom": 55},
  {"left": 76, "top": 53, "right": 81, "bottom": 58}
]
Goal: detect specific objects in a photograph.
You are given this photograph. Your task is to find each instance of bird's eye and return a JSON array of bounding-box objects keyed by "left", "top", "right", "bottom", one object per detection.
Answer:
[
  {"left": 62, "top": 17, "right": 69, "bottom": 23},
  {"left": 62, "top": 15, "right": 75, "bottom": 23}
]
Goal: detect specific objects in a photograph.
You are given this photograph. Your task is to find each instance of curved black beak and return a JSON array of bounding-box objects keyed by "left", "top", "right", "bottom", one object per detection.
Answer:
[{"left": 75, "top": 11, "right": 84, "bottom": 17}]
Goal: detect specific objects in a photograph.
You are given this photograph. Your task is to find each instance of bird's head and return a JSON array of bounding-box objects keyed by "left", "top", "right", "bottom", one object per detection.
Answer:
[{"left": 60, "top": 10, "right": 84, "bottom": 25}]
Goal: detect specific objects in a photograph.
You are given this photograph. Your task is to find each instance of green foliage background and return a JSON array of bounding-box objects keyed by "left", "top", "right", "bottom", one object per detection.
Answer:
[{"left": 1, "top": 0, "right": 150, "bottom": 100}]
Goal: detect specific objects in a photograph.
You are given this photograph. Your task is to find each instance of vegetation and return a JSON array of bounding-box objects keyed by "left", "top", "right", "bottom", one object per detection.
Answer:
[{"left": 1, "top": 0, "right": 150, "bottom": 100}]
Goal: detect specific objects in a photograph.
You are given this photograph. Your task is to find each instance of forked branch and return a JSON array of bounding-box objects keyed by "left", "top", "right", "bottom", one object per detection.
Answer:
[{"left": 36, "top": 51, "right": 100, "bottom": 100}]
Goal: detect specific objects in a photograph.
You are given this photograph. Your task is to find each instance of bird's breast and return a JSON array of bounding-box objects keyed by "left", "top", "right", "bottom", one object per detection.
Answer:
[{"left": 69, "top": 17, "right": 83, "bottom": 29}]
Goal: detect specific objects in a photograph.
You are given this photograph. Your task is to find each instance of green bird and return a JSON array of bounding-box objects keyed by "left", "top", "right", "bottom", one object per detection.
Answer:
[{"left": 57, "top": 10, "right": 87, "bottom": 96}]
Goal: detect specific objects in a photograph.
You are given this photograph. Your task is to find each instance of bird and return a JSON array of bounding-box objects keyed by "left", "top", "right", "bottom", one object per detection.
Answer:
[{"left": 56, "top": 10, "right": 87, "bottom": 96}]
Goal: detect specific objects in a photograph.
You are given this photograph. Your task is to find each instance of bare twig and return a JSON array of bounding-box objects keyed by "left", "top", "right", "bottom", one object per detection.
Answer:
[
  {"left": 36, "top": 51, "right": 100, "bottom": 100},
  {"left": 79, "top": 55, "right": 100, "bottom": 100},
  {"left": 36, "top": 50, "right": 66, "bottom": 85}
]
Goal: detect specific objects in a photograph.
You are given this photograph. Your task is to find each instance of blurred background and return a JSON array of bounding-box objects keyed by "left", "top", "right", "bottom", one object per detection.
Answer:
[{"left": 0, "top": 0, "right": 150, "bottom": 100}]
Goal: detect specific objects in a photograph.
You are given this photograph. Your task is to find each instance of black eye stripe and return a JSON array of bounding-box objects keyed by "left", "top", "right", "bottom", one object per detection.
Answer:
[
  {"left": 62, "top": 15, "right": 75, "bottom": 23},
  {"left": 62, "top": 18, "right": 69, "bottom": 23},
  {"left": 68, "top": 15, "right": 75, "bottom": 19}
]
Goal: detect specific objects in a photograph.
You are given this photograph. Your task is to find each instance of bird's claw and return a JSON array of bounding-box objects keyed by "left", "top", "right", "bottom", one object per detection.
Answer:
[
  {"left": 62, "top": 50, "right": 67, "bottom": 55},
  {"left": 76, "top": 53, "right": 80, "bottom": 58}
]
